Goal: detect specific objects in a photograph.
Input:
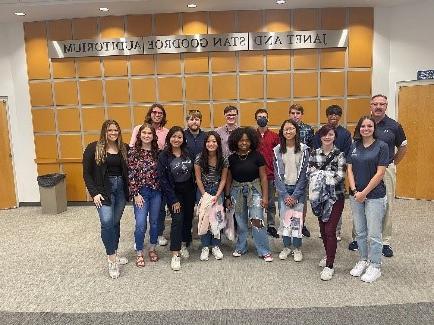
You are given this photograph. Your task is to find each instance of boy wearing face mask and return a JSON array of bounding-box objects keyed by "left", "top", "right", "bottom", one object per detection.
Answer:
[{"left": 255, "top": 109, "right": 280, "bottom": 238}]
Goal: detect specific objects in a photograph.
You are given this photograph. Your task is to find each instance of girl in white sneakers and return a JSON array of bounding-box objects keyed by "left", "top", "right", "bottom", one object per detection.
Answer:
[
  {"left": 273, "top": 120, "right": 309, "bottom": 262},
  {"left": 194, "top": 131, "right": 228, "bottom": 261},
  {"left": 347, "top": 116, "right": 389, "bottom": 283}
]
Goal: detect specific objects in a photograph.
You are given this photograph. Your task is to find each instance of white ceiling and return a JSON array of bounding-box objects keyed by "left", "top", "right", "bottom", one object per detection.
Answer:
[{"left": 0, "top": 0, "right": 427, "bottom": 23}]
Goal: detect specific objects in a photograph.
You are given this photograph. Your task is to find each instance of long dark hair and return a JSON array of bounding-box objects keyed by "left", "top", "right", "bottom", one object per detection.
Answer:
[
  {"left": 199, "top": 131, "right": 224, "bottom": 174},
  {"left": 353, "top": 116, "right": 377, "bottom": 142},
  {"left": 134, "top": 124, "right": 159, "bottom": 160},
  {"left": 165, "top": 126, "right": 188, "bottom": 156},
  {"left": 144, "top": 103, "right": 167, "bottom": 127},
  {"left": 278, "top": 119, "right": 301, "bottom": 154},
  {"left": 95, "top": 119, "right": 127, "bottom": 165}
]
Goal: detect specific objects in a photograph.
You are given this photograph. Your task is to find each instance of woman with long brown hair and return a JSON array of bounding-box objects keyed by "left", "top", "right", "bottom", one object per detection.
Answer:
[{"left": 83, "top": 120, "right": 129, "bottom": 279}]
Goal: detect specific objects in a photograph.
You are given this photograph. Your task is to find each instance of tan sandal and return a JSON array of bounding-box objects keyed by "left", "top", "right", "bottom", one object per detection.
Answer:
[
  {"left": 148, "top": 250, "right": 159, "bottom": 262},
  {"left": 135, "top": 255, "right": 145, "bottom": 267}
]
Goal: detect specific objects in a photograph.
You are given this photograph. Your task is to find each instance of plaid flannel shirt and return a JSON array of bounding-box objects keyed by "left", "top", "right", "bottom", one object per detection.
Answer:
[{"left": 308, "top": 146, "right": 346, "bottom": 196}]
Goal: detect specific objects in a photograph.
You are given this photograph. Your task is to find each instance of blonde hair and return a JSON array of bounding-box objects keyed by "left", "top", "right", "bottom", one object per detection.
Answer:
[{"left": 95, "top": 120, "right": 127, "bottom": 165}]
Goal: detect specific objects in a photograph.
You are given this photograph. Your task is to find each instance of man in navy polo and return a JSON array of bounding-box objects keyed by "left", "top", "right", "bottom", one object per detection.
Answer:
[
  {"left": 313, "top": 104, "right": 351, "bottom": 241},
  {"left": 348, "top": 94, "right": 407, "bottom": 257}
]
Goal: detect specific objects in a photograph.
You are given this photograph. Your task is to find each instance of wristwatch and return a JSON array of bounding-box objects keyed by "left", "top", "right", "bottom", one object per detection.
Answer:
[{"left": 349, "top": 188, "right": 358, "bottom": 196}]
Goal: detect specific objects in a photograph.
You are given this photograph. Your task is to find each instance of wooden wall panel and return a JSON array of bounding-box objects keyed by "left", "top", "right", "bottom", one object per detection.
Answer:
[{"left": 24, "top": 8, "right": 373, "bottom": 201}]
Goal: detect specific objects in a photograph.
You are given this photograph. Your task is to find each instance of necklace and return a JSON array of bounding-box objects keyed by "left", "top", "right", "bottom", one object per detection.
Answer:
[{"left": 237, "top": 150, "right": 250, "bottom": 160}]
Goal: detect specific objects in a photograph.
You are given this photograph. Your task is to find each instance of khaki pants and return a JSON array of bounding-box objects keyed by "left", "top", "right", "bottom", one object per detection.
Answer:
[{"left": 351, "top": 164, "right": 395, "bottom": 245}]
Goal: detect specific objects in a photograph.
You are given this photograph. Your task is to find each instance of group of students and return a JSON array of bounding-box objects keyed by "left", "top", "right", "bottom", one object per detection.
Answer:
[{"left": 83, "top": 95, "right": 407, "bottom": 284}]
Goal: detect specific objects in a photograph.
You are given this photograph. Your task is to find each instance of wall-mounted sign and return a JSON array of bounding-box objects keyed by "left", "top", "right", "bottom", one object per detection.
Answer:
[
  {"left": 417, "top": 70, "right": 434, "bottom": 80},
  {"left": 48, "top": 29, "right": 348, "bottom": 59}
]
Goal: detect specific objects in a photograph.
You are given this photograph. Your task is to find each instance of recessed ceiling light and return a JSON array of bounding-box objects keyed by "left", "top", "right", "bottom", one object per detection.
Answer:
[
  {"left": 187, "top": 3, "right": 197, "bottom": 8},
  {"left": 14, "top": 12, "right": 26, "bottom": 16},
  {"left": 276, "top": 0, "right": 286, "bottom": 4},
  {"left": 99, "top": 7, "right": 109, "bottom": 12}
]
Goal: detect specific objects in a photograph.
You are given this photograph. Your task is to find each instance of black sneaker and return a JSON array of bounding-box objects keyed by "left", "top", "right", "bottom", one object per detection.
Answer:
[
  {"left": 348, "top": 240, "right": 358, "bottom": 251},
  {"left": 382, "top": 245, "right": 394, "bottom": 257},
  {"left": 302, "top": 225, "right": 311, "bottom": 238},
  {"left": 267, "top": 226, "right": 279, "bottom": 238}
]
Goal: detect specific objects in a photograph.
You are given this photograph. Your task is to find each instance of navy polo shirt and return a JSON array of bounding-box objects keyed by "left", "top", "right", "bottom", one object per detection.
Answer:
[
  {"left": 312, "top": 125, "right": 352, "bottom": 156},
  {"left": 347, "top": 140, "right": 389, "bottom": 199},
  {"left": 375, "top": 115, "right": 407, "bottom": 164},
  {"left": 184, "top": 129, "right": 206, "bottom": 161}
]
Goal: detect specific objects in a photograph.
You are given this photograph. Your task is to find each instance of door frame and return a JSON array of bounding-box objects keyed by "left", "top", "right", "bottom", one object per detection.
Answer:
[
  {"left": 395, "top": 79, "right": 434, "bottom": 201},
  {"left": 0, "top": 97, "right": 18, "bottom": 208}
]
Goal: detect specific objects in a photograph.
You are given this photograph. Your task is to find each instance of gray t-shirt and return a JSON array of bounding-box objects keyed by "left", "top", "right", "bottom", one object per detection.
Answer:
[
  {"left": 347, "top": 140, "right": 389, "bottom": 199},
  {"left": 170, "top": 155, "right": 193, "bottom": 183}
]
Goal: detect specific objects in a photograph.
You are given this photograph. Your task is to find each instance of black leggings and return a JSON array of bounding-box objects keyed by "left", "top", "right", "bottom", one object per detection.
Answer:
[{"left": 169, "top": 180, "right": 195, "bottom": 251}]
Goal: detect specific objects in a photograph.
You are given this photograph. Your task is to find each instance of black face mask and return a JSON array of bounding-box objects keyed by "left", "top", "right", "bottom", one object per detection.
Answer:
[{"left": 257, "top": 116, "right": 268, "bottom": 127}]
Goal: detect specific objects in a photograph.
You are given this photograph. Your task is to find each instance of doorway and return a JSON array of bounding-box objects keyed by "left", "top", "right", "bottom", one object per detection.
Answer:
[
  {"left": 0, "top": 99, "right": 17, "bottom": 208},
  {"left": 396, "top": 81, "right": 434, "bottom": 200}
]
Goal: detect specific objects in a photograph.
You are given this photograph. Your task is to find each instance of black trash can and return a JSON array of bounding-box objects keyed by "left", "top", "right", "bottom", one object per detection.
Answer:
[{"left": 37, "top": 173, "right": 67, "bottom": 214}]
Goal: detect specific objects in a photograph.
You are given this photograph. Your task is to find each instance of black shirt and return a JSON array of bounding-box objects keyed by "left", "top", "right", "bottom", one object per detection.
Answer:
[
  {"left": 106, "top": 153, "right": 122, "bottom": 176},
  {"left": 375, "top": 115, "right": 407, "bottom": 164},
  {"left": 228, "top": 151, "right": 265, "bottom": 183}
]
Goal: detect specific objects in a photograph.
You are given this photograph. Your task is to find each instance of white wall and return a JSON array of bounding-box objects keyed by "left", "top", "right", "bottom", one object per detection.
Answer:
[
  {"left": 373, "top": 0, "right": 434, "bottom": 117},
  {"left": 0, "top": 23, "right": 39, "bottom": 202}
]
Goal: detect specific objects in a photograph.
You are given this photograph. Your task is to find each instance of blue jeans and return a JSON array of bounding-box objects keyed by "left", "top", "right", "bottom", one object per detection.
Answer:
[
  {"left": 231, "top": 184, "right": 270, "bottom": 256},
  {"left": 134, "top": 186, "right": 162, "bottom": 251},
  {"left": 350, "top": 196, "right": 386, "bottom": 268},
  {"left": 278, "top": 184, "right": 303, "bottom": 248},
  {"left": 97, "top": 176, "right": 126, "bottom": 255},
  {"left": 267, "top": 180, "right": 277, "bottom": 227}
]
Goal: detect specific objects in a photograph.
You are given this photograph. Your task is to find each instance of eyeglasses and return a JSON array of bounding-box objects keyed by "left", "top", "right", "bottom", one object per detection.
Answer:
[
  {"left": 284, "top": 128, "right": 296, "bottom": 132},
  {"left": 151, "top": 110, "right": 163, "bottom": 115},
  {"left": 226, "top": 114, "right": 238, "bottom": 117}
]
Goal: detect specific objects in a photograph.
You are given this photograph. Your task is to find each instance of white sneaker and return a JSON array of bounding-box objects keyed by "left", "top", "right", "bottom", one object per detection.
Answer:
[
  {"left": 200, "top": 247, "right": 209, "bottom": 261},
  {"left": 212, "top": 246, "right": 224, "bottom": 260},
  {"left": 108, "top": 259, "right": 119, "bottom": 279},
  {"left": 350, "top": 260, "right": 369, "bottom": 277},
  {"left": 232, "top": 251, "right": 243, "bottom": 257},
  {"left": 361, "top": 265, "right": 382, "bottom": 283},
  {"left": 320, "top": 267, "right": 335, "bottom": 281},
  {"left": 293, "top": 248, "right": 303, "bottom": 262},
  {"left": 158, "top": 236, "right": 168, "bottom": 246},
  {"left": 171, "top": 255, "right": 181, "bottom": 271},
  {"left": 180, "top": 245, "right": 190, "bottom": 259},
  {"left": 319, "top": 256, "right": 327, "bottom": 267},
  {"left": 337, "top": 235, "right": 342, "bottom": 242},
  {"left": 116, "top": 256, "right": 128, "bottom": 265},
  {"left": 279, "top": 247, "right": 291, "bottom": 260}
]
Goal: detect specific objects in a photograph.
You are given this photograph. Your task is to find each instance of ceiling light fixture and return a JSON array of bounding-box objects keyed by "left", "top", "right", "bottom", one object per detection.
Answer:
[
  {"left": 14, "top": 12, "right": 26, "bottom": 16},
  {"left": 276, "top": 0, "right": 286, "bottom": 4},
  {"left": 187, "top": 3, "right": 197, "bottom": 8},
  {"left": 99, "top": 7, "right": 109, "bottom": 12}
]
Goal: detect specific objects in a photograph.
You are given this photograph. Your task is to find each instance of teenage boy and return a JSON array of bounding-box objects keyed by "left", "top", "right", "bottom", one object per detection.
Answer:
[
  {"left": 216, "top": 105, "right": 239, "bottom": 158},
  {"left": 289, "top": 103, "right": 314, "bottom": 237},
  {"left": 255, "top": 109, "right": 280, "bottom": 238}
]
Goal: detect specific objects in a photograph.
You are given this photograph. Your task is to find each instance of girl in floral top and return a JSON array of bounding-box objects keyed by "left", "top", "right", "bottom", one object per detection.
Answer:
[{"left": 128, "top": 124, "right": 161, "bottom": 267}]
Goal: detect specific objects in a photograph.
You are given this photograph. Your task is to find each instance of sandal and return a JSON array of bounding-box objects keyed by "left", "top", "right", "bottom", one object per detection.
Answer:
[
  {"left": 149, "top": 250, "right": 159, "bottom": 262},
  {"left": 135, "top": 255, "right": 145, "bottom": 267}
]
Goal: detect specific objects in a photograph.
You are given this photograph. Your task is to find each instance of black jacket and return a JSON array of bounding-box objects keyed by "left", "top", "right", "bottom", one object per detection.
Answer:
[{"left": 82, "top": 141, "right": 129, "bottom": 205}]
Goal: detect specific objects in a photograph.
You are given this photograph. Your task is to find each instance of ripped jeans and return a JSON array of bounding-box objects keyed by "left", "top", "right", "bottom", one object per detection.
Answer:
[{"left": 231, "top": 184, "right": 270, "bottom": 257}]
